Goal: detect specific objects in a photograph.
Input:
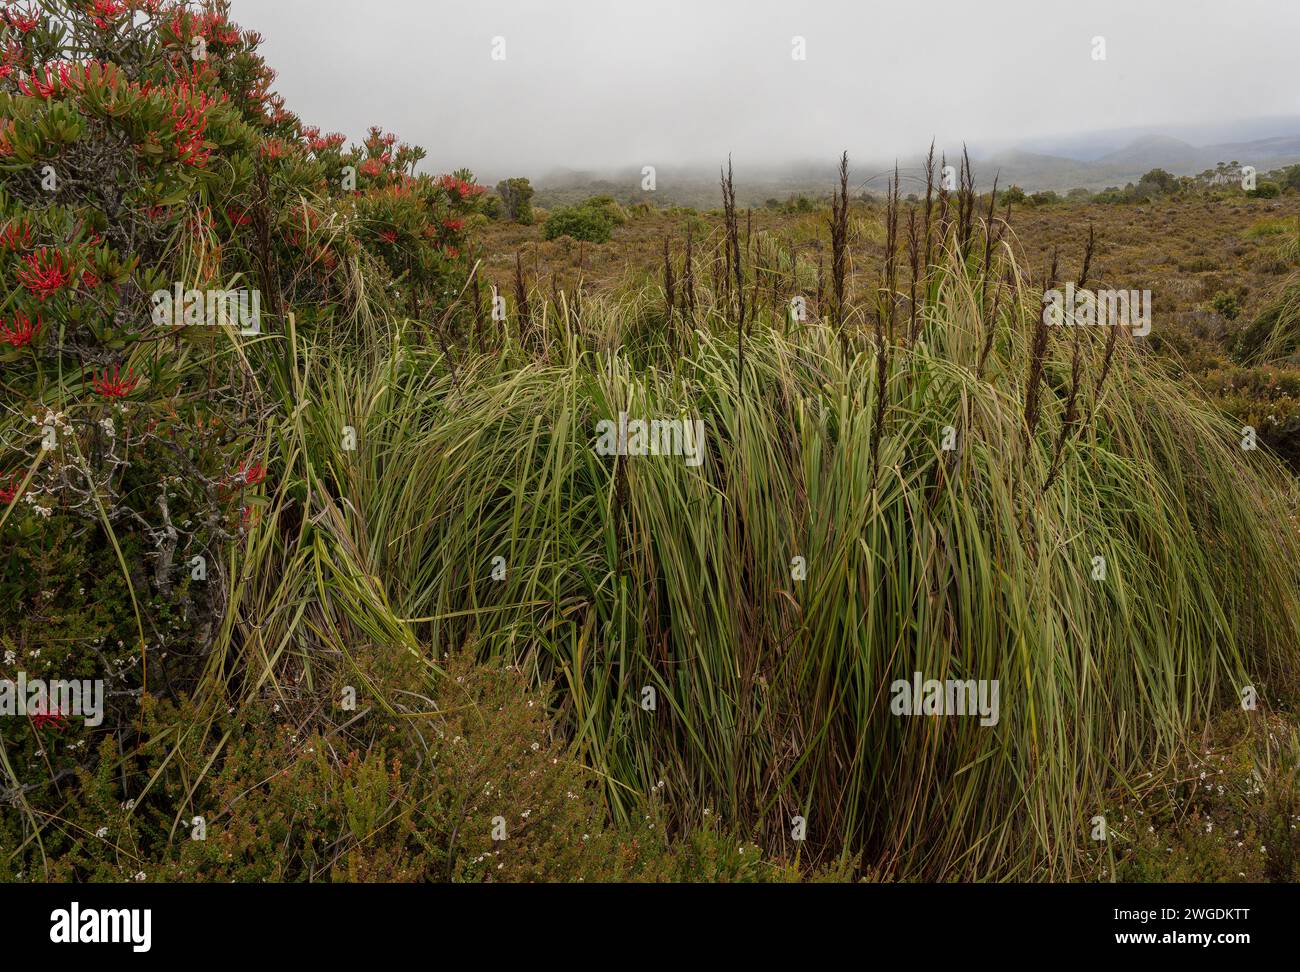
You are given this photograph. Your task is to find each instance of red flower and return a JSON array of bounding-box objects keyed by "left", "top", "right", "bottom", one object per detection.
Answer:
[
  {"left": 307, "top": 131, "right": 345, "bottom": 153},
  {"left": 0, "top": 310, "right": 40, "bottom": 348},
  {"left": 3, "top": 7, "right": 39, "bottom": 33},
  {"left": 17, "top": 64, "right": 57, "bottom": 98},
  {"left": 378, "top": 229, "right": 398, "bottom": 244},
  {"left": 81, "top": 269, "right": 99, "bottom": 289},
  {"left": 14, "top": 60, "right": 95, "bottom": 96},
  {"left": 208, "top": 15, "right": 240, "bottom": 46},
  {"left": 443, "top": 218, "right": 464, "bottom": 232},
  {"left": 31, "top": 706, "right": 70, "bottom": 732},
  {"left": 92, "top": 364, "right": 139, "bottom": 398},
  {"left": 436, "top": 175, "right": 485, "bottom": 199},
  {"left": 167, "top": 84, "right": 216, "bottom": 168},
  {"left": 0, "top": 471, "right": 20, "bottom": 505},
  {"left": 90, "top": 0, "right": 127, "bottom": 30},
  {"left": 226, "top": 205, "right": 252, "bottom": 226},
  {"left": 219, "top": 458, "right": 267, "bottom": 508},
  {"left": 0, "top": 220, "right": 33, "bottom": 251},
  {"left": 0, "top": 38, "right": 26, "bottom": 84},
  {"left": 16, "top": 248, "right": 71, "bottom": 300},
  {"left": 359, "top": 158, "right": 384, "bottom": 178},
  {"left": 232, "top": 459, "right": 266, "bottom": 488}
]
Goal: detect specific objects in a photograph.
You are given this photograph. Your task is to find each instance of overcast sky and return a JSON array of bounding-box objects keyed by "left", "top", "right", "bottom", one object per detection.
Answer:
[{"left": 228, "top": 0, "right": 1300, "bottom": 181}]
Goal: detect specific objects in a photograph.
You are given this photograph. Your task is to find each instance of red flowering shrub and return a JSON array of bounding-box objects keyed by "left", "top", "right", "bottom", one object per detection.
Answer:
[{"left": 0, "top": 0, "right": 488, "bottom": 813}]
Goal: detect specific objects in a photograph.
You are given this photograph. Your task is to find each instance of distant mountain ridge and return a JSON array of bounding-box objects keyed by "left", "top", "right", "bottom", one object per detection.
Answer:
[
  {"left": 985, "top": 131, "right": 1300, "bottom": 190},
  {"left": 528, "top": 121, "right": 1300, "bottom": 206}
]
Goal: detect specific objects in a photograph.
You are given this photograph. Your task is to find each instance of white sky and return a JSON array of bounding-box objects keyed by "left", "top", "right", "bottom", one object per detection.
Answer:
[{"left": 228, "top": 0, "right": 1300, "bottom": 179}]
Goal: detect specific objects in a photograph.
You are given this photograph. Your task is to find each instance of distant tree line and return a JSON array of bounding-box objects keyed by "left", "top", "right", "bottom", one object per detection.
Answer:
[{"left": 996, "top": 163, "right": 1300, "bottom": 208}]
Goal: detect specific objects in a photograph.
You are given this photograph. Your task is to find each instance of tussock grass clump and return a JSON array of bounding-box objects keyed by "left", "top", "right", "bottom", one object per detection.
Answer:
[{"left": 247, "top": 225, "right": 1300, "bottom": 879}]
